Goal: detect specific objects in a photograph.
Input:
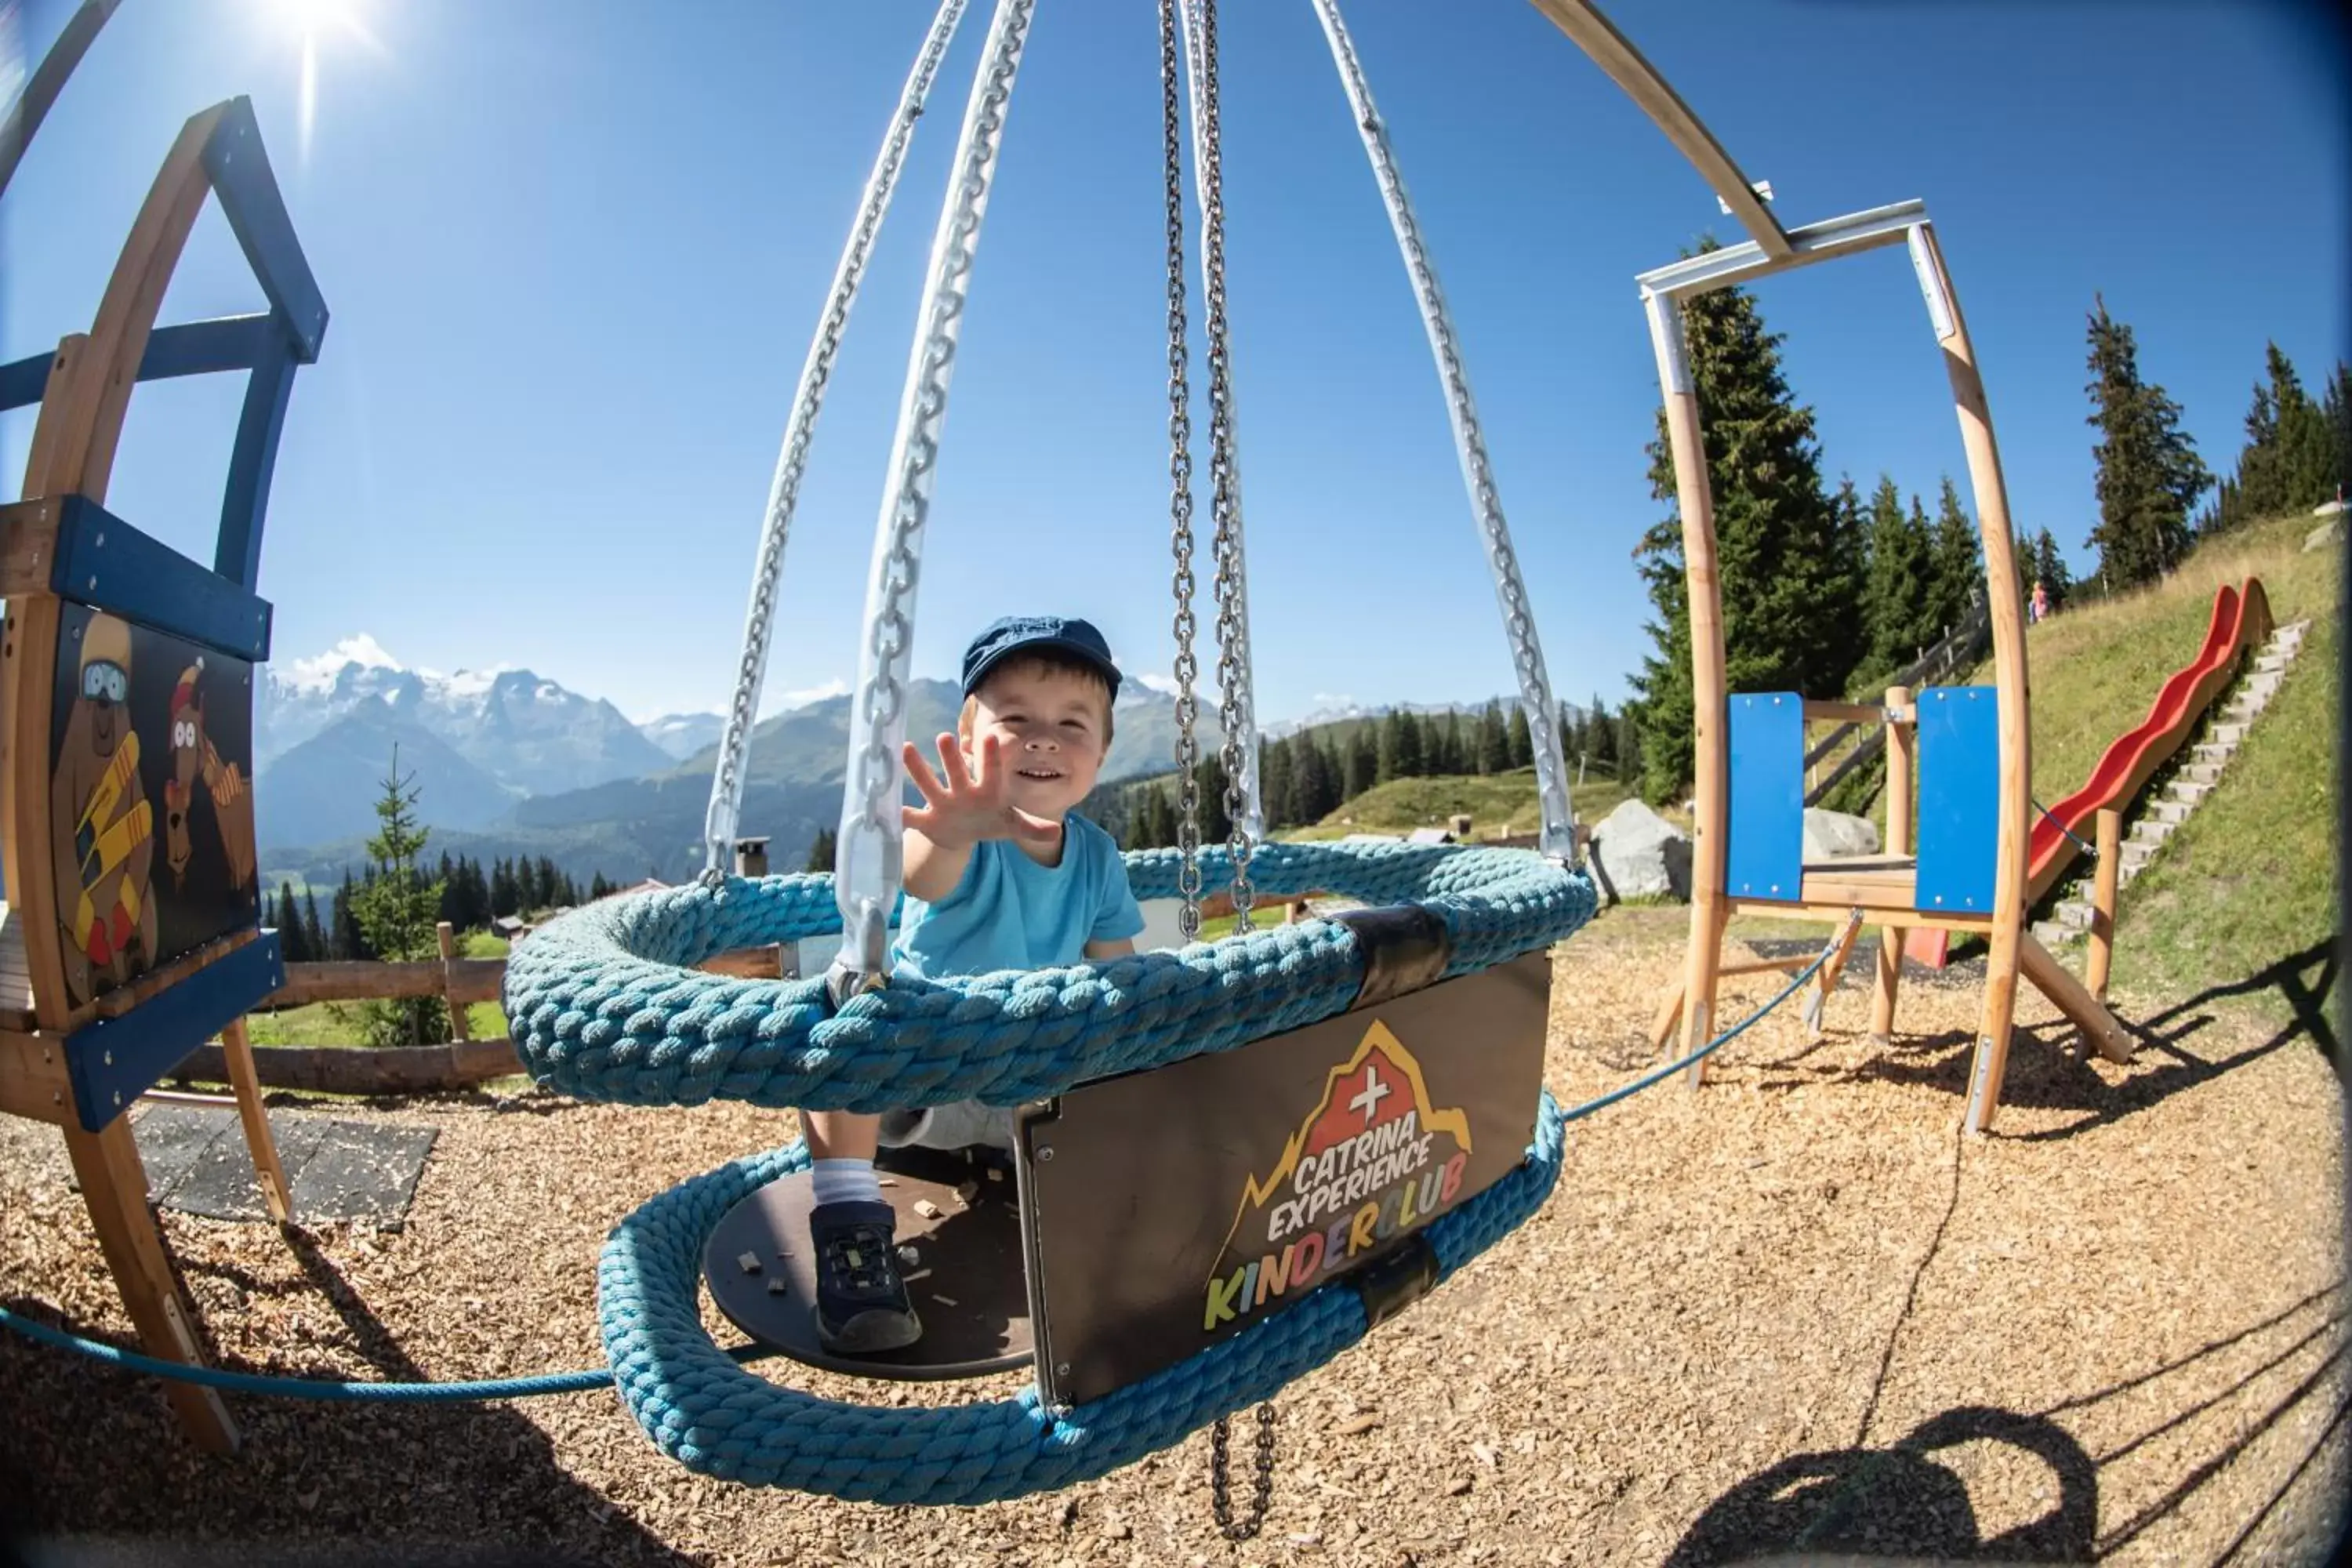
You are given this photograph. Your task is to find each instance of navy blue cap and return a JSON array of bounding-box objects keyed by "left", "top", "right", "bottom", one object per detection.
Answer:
[{"left": 960, "top": 615, "right": 1122, "bottom": 701}]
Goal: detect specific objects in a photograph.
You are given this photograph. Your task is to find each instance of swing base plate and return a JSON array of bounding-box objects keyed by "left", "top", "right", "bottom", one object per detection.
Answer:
[{"left": 702, "top": 1150, "right": 1034, "bottom": 1381}]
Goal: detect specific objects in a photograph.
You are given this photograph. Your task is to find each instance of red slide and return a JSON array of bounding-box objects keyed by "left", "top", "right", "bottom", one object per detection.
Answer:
[{"left": 1904, "top": 576, "right": 2272, "bottom": 967}]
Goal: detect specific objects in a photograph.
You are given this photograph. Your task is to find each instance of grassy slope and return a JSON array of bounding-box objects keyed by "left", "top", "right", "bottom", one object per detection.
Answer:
[
  {"left": 2108, "top": 546, "right": 2339, "bottom": 1028},
  {"left": 1279, "top": 768, "right": 1629, "bottom": 841},
  {"left": 2014, "top": 513, "right": 2338, "bottom": 814},
  {"left": 1991, "top": 510, "right": 2338, "bottom": 1035}
]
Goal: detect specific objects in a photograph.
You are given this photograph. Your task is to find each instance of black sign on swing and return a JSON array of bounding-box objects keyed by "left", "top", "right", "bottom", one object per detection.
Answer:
[{"left": 1014, "top": 949, "right": 1551, "bottom": 1409}]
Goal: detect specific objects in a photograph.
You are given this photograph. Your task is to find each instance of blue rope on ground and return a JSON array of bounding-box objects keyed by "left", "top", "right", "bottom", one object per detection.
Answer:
[
  {"left": 1559, "top": 939, "right": 1838, "bottom": 1126},
  {"left": 0, "top": 1301, "right": 776, "bottom": 1400}
]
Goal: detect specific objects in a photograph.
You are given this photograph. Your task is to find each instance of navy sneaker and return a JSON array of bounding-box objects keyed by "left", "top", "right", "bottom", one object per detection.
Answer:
[{"left": 808, "top": 1199, "right": 922, "bottom": 1355}]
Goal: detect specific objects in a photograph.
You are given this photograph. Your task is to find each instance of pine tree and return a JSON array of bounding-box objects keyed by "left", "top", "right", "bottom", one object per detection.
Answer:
[
  {"left": 1861, "top": 476, "right": 1936, "bottom": 686},
  {"left": 1439, "top": 711, "right": 1468, "bottom": 775},
  {"left": 804, "top": 827, "right": 837, "bottom": 873},
  {"left": 1505, "top": 705, "right": 1533, "bottom": 770},
  {"left": 1381, "top": 710, "right": 1424, "bottom": 781},
  {"left": 2031, "top": 528, "right": 2072, "bottom": 612},
  {"left": 1478, "top": 700, "right": 1510, "bottom": 775},
  {"left": 302, "top": 887, "right": 328, "bottom": 960},
  {"left": 1586, "top": 694, "right": 1617, "bottom": 768},
  {"left": 1926, "top": 476, "right": 1984, "bottom": 636},
  {"left": 1345, "top": 728, "right": 1378, "bottom": 799},
  {"left": 1628, "top": 249, "right": 1845, "bottom": 802},
  {"left": 1258, "top": 741, "right": 1293, "bottom": 830},
  {"left": 1811, "top": 474, "right": 1870, "bottom": 699},
  {"left": 490, "top": 858, "right": 517, "bottom": 919},
  {"left": 590, "top": 871, "right": 614, "bottom": 901},
  {"left": 2270, "top": 344, "right": 2340, "bottom": 509},
  {"left": 2325, "top": 361, "right": 2351, "bottom": 503},
  {"left": 1145, "top": 782, "right": 1178, "bottom": 848},
  {"left": 273, "top": 881, "right": 309, "bottom": 963},
  {"left": 435, "top": 851, "right": 461, "bottom": 927},
  {"left": 351, "top": 746, "right": 450, "bottom": 1047},
  {"left": 332, "top": 869, "right": 364, "bottom": 960},
  {"left": 2084, "top": 295, "right": 2210, "bottom": 587}
]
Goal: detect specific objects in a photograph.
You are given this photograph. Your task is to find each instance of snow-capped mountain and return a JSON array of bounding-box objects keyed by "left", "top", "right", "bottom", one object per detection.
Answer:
[
  {"left": 639, "top": 711, "right": 727, "bottom": 762},
  {"left": 254, "top": 637, "right": 677, "bottom": 846}
]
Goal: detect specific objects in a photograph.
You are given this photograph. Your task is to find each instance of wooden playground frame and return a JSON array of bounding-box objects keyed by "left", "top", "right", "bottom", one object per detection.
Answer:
[
  {"left": 1633, "top": 209, "right": 2135, "bottom": 1134},
  {"left": 1, "top": 84, "right": 329, "bottom": 1450}
]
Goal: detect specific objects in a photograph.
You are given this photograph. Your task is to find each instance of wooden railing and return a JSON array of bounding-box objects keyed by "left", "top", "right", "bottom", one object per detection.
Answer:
[
  {"left": 165, "top": 924, "right": 790, "bottom": 1097},
  {"left": 1803, "top": 597, "right": 1992, "bottom": 808}
]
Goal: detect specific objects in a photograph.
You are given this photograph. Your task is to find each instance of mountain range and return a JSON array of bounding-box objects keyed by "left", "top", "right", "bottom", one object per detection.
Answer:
[
  {"left": 249, "top": 637, "right": 1569, "bottom": 889},
  {"left": 250, "top": 639, "right": 1229, "bottom": 888}
]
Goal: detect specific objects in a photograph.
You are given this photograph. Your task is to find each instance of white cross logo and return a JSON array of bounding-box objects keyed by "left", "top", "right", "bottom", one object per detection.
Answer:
[{"left": 1348, "top": 1065, "right": 1391, "bottom": 1127}]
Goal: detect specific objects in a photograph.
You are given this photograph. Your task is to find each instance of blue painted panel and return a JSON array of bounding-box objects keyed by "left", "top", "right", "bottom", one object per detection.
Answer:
[
  {"left": 1726, "top": 692, "right": 1805, "bottom": 901},
  {"left": 202, "top": 100, "right": 329, "bottom": 361},
  {"left": 216, "top": 330, "right": 297, "bottom": 590},
  {"left": 1915, "top": 686, "right": 2001, "bottom": 914},
  {"left": 66, "top": 933, "right": 283, "bottom": 1131},
  {"left": 50, "top": 495, "right": 274, "bottom": 662}
]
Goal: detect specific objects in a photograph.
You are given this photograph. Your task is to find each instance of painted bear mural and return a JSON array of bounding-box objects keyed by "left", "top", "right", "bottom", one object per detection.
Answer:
[{"left": 52, "top": 612, "right": 158, "bottom": 1004}]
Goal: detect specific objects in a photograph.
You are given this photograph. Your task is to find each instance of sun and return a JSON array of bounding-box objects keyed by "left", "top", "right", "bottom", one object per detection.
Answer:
[{"left": 254, "top": 0, "right": 387, "bottom": 166}]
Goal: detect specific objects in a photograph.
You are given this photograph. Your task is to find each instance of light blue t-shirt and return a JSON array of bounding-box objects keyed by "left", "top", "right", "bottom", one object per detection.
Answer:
[{"left": 891, "top": 814, "right": 1145, "bottom": 981}]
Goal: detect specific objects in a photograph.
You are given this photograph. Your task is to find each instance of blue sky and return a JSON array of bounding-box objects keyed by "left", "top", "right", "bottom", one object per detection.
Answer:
[{"left": 4, "top": 0, "right": 2345, "bottom": 729}]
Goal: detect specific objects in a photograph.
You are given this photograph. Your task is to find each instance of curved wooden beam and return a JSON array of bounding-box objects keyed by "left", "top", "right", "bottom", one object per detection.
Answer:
[{"left": 1524, "top": 0, "right": 1791, "bottom": 256}]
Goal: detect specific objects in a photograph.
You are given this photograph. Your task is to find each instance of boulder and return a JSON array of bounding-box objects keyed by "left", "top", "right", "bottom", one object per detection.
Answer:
[
  {"left": 1588, "top": 798, "right": 1692, "bottom": 903},
  {"left": 1802, "top": 808, "right": 1882, "bottom": 862}
]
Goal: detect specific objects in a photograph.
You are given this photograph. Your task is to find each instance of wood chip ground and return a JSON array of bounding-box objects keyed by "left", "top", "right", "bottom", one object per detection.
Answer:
[{"left": 3, "top": 911, "right": 2344, "bottom": 1565}]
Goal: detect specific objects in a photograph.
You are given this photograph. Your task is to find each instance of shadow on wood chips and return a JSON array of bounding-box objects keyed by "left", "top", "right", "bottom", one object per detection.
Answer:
[{"left": 0, "top": 1219, "right": 689, "bottom": 1566}]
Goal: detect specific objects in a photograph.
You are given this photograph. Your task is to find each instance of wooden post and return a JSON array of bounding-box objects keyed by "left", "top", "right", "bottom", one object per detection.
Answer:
[
  {"left": 217, "top": 1018, "right": 290, "bottom": 1221},
  {"left": 3, "top": 104, "right": 246, "bottom": 1448},
  {"left": 1911, "top": 224, "right": 2031, "bottom": 1136},
  {"left": 62, "top": 1120, "right": 239, "bottom": 1451},
  {"left": 437, "top": 921, "right": 469, "bottom": 1042},
  {"left": 1645, "top": 290, "right": 1730, "bottom": 1087},
  {"left": 1869, "top": 685, "right": 1915, "bottom": 1043},
  {"left": 2085, "top": 808, "right": 2122, "bottom": 1002},
  {"left": 735, "top": 838, "right": 771, "bottom": 878}
]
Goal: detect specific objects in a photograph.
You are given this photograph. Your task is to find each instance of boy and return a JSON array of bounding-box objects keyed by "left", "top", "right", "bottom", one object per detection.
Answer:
[{"left": 804, "top": 615, "right": 1145, "bottom": 1354}]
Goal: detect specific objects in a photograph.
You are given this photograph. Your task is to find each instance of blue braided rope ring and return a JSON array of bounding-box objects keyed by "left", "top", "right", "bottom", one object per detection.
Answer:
[
  {"left": 597, "top": 1094, "right": 1569, "bottom": 1502},
  {"left": 506, "top": 841, "right": 1595, "bottom": 1113}
]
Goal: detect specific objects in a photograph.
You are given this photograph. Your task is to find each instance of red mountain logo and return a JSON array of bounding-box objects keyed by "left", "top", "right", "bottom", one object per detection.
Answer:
[{"left": 1203, "top": 1020, "right": 1472, "bottom": 1331}]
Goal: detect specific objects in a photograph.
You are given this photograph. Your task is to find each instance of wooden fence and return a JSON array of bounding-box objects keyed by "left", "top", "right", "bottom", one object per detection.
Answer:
[
  {"left": 1802, "top": 597, "right": 1994, "bottom": 808},
  {"left": 165, "top": 924, "right": 789, "bottom": 1097}
]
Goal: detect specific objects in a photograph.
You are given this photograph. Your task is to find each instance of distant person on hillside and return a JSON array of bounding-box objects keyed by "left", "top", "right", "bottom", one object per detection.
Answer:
[
  {"left": 800, "top": 615, "right": 1142, "bottom": 1356},
  {"left": 2029, "top": 579, "right": 2051, "bottom": 624}
]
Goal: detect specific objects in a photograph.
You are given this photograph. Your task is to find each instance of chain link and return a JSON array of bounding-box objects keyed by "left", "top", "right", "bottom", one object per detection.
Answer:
[
  {"left": 1159, "top": 0, "right": 1206, "bottom": 939},
  {"left": 1209, "top": 1403, "right": 1276, "bottom": 1540},
  {"left": 1308, "top": 0, "right": 1579, "bottom": 865},
  {"left": 702, "top": 0, "right": 972, "bottom": 882},
  {"left": 1187, "top": 0, "right": 1258, "bottom": 927},
  {"left": 836, "top": 0, "right": 1036, "bottom": 975}
]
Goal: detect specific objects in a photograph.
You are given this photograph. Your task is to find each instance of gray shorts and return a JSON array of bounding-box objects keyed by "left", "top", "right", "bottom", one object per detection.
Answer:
[{"left": 876, "top": 1099, "right": 1018, "bottom": 1152}]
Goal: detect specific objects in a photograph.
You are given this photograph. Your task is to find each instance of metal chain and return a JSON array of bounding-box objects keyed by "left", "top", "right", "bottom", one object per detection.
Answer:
[
  {"left": 1159, "top": 0, "right": 1205, "bottom": 940},
  {"left": 701, "top": 0, "right": 972, "bottom": 883},
  {"left": 1187, "top": 0, "right": 1257, "bottom": 928},
  {"left": 1208, "top": 1403, "right": 1276, "bottom": 1540},
  {"left": 1308, "top": 0, "right": 1579, "bottom": 866},
  {"left": 834, "top": 0, "right": 1036, "bottom": 982}
]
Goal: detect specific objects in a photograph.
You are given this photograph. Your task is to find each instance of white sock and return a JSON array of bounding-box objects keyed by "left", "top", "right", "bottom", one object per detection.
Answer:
[{"left": 811, "top": 1157, "right": 882, "bottom": 1207}]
